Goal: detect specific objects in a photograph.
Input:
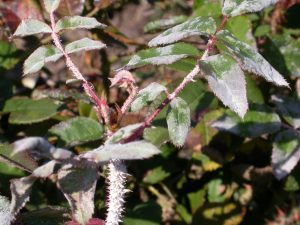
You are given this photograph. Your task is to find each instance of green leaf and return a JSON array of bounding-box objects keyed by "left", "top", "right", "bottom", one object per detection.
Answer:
[
  {"left": 83, "top": 141, "right": 160, "bottom": 162},
  {"left": 176, "top": 204, "right": 192, "bottom": 224},
  {"left": 131, "top": 82, "right": 167, "bottom": 112},
  {"left": 0, "top": 41, "right": 20, "bottom": 70},
  {"left": 212, "top": 104, "right": 281, "bottom": 138},
  {"left": 23, "top": 45, "right": 63, "bottom": 75},
  {"left": 49, "top": 117, "right": 105, "bottom": 147},
  {"left": 2, "top": 98, "right": 60, "bottom": 124},
  {"left": 125, "top": 43, "right": 199, "bottom": 70},
  {"left": 0, "top": 143, "right": 38, "bottom": 172},
  {"left": 65, "top": 38, "right": 106, "bottom": 54},
  {"left": 272, "top": 95, "right": 300, "bottom": 129},
  {"left": 10, "top": 176, "right": 36, "bottom": 218},
  {"left": 105, "top": 123, "right": 142, "bottom": 144},
  {"left": 194, "top": 109, "right": 224, "bottom": 146},
  {"left": 226, "top": 16, "right": 255, "bottom": 45},
  {"left": 199, "top": 54, "right": 248, "bottom": 118},
  {"left": 148, "top": 17, "right": 216, "bottom": 47},
  {"left": 166, "top": 97, "right": 191, "bottom": 147},
  {"left": 57, "top": 165, "right": 98, "bottom": 225},
  {"left": 270, "top": 34, "right": 300, "bottom": 77},
  {"left": 272, "top": 129, "right": 300, "bottom": 180},
  {"left": 245, "top": 73, "right": 264, "bottom": 104},
  {"left": 143, "top": 166, "right": 170, "bottom": 184},
  {"left": 167, "top": 58, "right": 196, "bottom": 72},
  {"left": 123, "top": 201, "right": 161, "bottom": 225},
  {"left": 143, "top": 127, "right": 169, "bottom": 146},
  {"left": 217, "top": 30, "right": 289, "bottom": 87},
  {"left": 284, "top": 165, "right": 300, "bottom": 191},
  {"left": 207, "top": 178, "right": 226, "bottom": 203},
  {"left": 254, "top": 25, "right": 270, "bottom": 37},
  {"left": 43, "top": 0, "right": 61, "bottom": 13},
  {"left": 55, "top": 16, "right": 106, "bottom": 32},
  {"left": 193, "top": 1, "right": 222, "bottom": 18},
  {"left": 178, "top": 79, "right": 217, "bottom": 112},
  {"left": 188, "top": 189, "right": 206, "bottom": 213},
  {"left": 13, "top": 19, "right": 52, "bottom": 37},
  {"left": 144, "top": 15, "right": 187, "bottom": 33},
  {"left": 222, "top": 0, "right": 278, "bottom": 17}
]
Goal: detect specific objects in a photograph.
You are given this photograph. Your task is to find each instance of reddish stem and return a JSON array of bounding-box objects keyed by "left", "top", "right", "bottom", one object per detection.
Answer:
[
  {"left": 50, "top": 13, "right": 111, "bottom": 128},
  {"left": 122, "top": 16, "right": 229, "bottom": 143}
]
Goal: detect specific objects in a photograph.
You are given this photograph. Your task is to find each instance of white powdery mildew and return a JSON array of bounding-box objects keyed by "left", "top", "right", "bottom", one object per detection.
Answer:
[
  {"left": 167, "top": 98, "right": 191, "bottom": 147},
  {"left": 145, "top": 55, "right": 188, "bottom": 65},
  {"left": 126, "top": 44, "right": 188, "bottom": 69},
  {"left": 148, "top": 17, "right": 216, "bottom": 47},
  {"left": 0, "top": 195, "right": 12, "bottom": 225},
  {"left": 222, "top": 0, "right": 278, "bottom": 16},
  {"left": 13, "top": 19, "right": 52, "bottom": 37},
  {"left": 106, "top": 160, "right": 129, "bottom": 225},
  {"left": 217, "top": 30, "right": 289, "bottom": 87},
  {"left": 131, "top": 82, "right": 166, "bottom": 112},
  {"left": 23, "top": 46, "right": 63, "bottom": 75},
  {"left": 65, "top": 38, "right": 106, "bottom": 54},
  {"left": 202, "top": 54, "right": 248, "bottom": 118}
]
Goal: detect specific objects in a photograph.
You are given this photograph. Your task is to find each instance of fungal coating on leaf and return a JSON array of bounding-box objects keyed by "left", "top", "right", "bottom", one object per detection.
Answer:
[{"left": 109, "top": 70, "right": 136, "bottom": 88}]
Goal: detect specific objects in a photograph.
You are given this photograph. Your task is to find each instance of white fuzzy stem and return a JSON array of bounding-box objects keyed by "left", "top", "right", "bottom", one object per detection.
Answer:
[{"left": 106, "top": 160, "right": 128, "bottom": 225}]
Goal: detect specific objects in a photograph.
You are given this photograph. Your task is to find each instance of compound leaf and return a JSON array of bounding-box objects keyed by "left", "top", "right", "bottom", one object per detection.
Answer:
[
  {"left": 148, "top": 17, "right": 216, "bottom": 47},
  {"left": 55, "top": 16, "right": 106, "bottom": 32},
  {"left": 65, "top": 38, "right": 106, "bottom": 54},
  {"left": 217, "top": 30, "right": 289, "bottom": 87},
  {"left": 23, "top": 45, "right": 63, "bottom": 75},
  {"left": 199, "top": 54, "right": 248, "bottom": 118},
  {"left": 131, "top": 82, "right": 167, "bottom": 112},
  {"left": 166, "top": 97, "right": 191, "bottom": 147}
]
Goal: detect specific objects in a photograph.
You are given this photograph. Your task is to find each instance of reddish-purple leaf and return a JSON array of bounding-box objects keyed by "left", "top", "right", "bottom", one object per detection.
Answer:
[{"left": 0, "top": 7, "right": 21, "bottom": 33}]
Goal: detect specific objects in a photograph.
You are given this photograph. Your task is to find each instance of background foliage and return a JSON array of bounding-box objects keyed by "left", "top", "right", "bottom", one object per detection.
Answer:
[{"left": 0, "top": 0, "right": 300, "bottom": 224}]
